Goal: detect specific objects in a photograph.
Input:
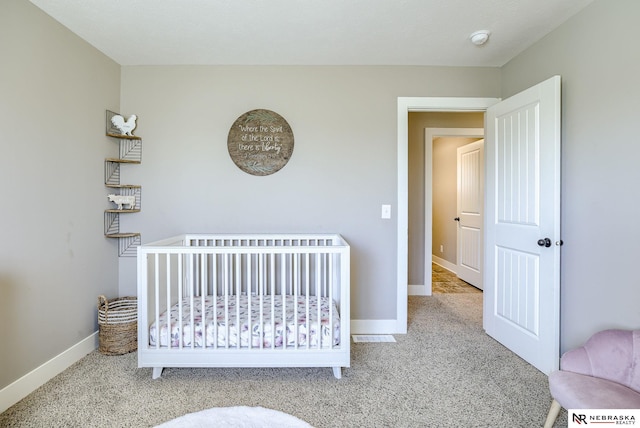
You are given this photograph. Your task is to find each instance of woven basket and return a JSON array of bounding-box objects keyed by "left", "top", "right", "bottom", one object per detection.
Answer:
[{"left": 97, "top": 295, "right": 137, "bottom": 355}]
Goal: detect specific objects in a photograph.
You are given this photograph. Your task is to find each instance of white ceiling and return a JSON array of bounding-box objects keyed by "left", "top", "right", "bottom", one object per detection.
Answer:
[{"left": 29, "top": 0, "right": 594, "bottom": 67}]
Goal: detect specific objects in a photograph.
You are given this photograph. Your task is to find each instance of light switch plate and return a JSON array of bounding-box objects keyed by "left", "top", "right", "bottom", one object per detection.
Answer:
[{"left": 381, "top": 204, "right": 391, "bottom": 219}]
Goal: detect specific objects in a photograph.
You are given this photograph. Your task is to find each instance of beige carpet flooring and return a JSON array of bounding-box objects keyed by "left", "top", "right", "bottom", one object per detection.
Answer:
[{"left": 0, "top": 294, "right": 567, "bottom": 427}]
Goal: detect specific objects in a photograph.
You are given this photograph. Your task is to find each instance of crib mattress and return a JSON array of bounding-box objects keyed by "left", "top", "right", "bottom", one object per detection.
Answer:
[{"left": 149, "top": 295, "right": 340, "bottom": 349}]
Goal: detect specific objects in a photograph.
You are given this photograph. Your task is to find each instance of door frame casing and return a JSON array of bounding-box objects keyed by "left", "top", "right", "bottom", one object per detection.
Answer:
[{"left": 396, "top": 97, "right": 500, "bottom": 333}]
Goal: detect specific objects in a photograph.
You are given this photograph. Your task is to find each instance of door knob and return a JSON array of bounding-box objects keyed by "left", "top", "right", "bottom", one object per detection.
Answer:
[
  {"left": 537, "top": 238, "right": 552, "bottom": 248},
  {"left": 454, "top": 217, "right": 460, "bottom": 222}
]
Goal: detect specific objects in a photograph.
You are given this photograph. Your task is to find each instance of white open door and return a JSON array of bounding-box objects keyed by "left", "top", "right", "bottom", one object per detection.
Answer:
[
  {"left": 483, "top": 76, "right": 562, "bottom": 375},
  {"left": 456, "top": 140, "right": 484, "bottom": 289}
]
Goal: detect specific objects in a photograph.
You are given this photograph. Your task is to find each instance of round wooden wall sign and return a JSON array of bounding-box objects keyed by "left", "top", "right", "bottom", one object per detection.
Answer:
[{"left": 227, "top": 109, "right": 294, "bottom": 176}]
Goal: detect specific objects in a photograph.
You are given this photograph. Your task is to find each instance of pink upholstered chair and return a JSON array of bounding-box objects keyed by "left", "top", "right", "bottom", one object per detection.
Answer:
[{"left": 544, "top": 329, "right": 640, "bottom": 428}]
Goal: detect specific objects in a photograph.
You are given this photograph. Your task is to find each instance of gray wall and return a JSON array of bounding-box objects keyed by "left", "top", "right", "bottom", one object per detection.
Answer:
[
  {"left": 501, "top": 0, "right": 640, "bottom": 351},
  {"left": 116, "top": 67, "right": 500, "bottom": 320},
  {"left": 0, "top": 1, "right": 120, "bottom": 389}
]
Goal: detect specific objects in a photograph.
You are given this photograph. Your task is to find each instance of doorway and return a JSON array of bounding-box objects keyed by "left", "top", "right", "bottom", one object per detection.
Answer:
[
  {"left": 398, "top": 76, "right": 561, "bottom": 374},
  {"left": 407, "top": 125, "right": 484, "bottom": 296},
  {"left": 425, "top": 128, "right": 484, "bottom": 295},
  {"left": 396, "top": 97, "right": 499, "bottom": 334}
]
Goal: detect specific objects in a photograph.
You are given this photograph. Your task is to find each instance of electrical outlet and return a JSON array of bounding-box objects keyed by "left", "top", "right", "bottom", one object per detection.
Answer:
[{"left": 440, "top": 245, "right": 444, "bottom": 253}]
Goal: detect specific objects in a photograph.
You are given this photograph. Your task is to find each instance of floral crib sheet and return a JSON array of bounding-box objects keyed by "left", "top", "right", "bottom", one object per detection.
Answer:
[{"left": 149, "top": 295, "right": 340, "bottom": 349}]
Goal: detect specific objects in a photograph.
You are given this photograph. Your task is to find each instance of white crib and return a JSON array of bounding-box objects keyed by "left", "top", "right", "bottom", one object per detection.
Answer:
[{"left": 137, "top": 233, "right": 350, "bottom": 379}]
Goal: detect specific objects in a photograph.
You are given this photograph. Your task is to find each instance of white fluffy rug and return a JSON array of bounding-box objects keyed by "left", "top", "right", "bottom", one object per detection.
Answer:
[{"left": 155, "top": 406, "right": 313, "bottom": 428}]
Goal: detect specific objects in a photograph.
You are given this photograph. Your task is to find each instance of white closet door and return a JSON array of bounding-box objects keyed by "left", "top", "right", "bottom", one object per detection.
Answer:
[{"left": 456, "top": 139, "right": 484, "bottom": 289}]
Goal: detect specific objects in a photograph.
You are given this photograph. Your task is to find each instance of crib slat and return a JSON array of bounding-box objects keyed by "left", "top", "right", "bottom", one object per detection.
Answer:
[
  {"left": 305, "top": 252, "right": 310, "bottom": 350},
  {"left": 294, "top": 252, "right": 299, "bottom": 349},
  {"left": 178, "top": 254, "right": 183, "bottom": 350},
  {"left": 235, "top": 252, "right": 241, "bottom": 350},
  {"left": 281, "top": 253, "right": 287, "bottom": 349},
  {"left": 247, "top": 252, "right": 252, "bottom": 350},
  {"left": 166, "top": 254, "right": 172, "bottom": 350},
  {"left": 316, "top": 252, "right": 321, "bottom": 349},
  {"left": 271, "top": 253, "right": 276, "bottom": 350},
  {"left": 189, "top": 253, "right": 195, "bottom": 349},
  {"left": 329, "top": 252, "right": 334, "bottom": 348},
  {"left": 212, "top": 254, "right": 217, "bottom": 349},
  {"left": 258, "top": 253, "right": 264, "bottom": 349},
  {"left": 201, "top": 253, "right": 207, "bottom": 352},
  {"left": 154, "top": 253, "right": 160, "bottom": 350},
  {"left": 224, "top": 253, "right": 230, "bottom": 349}
]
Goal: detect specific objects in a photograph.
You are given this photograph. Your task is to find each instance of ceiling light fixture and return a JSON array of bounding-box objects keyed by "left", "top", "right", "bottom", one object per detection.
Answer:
[{"left": 470, "top": 30, "right": 491, "bottom": 46}]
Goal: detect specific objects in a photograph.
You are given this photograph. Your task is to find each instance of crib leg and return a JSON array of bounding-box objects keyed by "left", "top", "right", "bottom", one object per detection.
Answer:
[
  {"left": 152, "top": 367, "right": 164, "bottom": 379},
  {"left": 332, "top": 367, "right": 342, "bottom": 379}
]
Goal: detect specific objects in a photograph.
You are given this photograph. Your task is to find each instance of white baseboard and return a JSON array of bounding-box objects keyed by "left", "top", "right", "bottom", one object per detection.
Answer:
[
  {"left": 432, "top": 255, "right": 457, "bottom": 273},
  {"left": 351, "top": 319, "right": 400, "bottom": 334},
  {"left": 0, "top": 331, "right": 98, "bottom": 414},
  {"left": 409, "top": 284, "right": 430, "bottom": 296}
]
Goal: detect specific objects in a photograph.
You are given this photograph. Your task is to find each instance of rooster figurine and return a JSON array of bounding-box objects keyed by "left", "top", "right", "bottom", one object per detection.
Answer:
[{"left": 111, "top": 114, "right": 137, "bottom": 136}]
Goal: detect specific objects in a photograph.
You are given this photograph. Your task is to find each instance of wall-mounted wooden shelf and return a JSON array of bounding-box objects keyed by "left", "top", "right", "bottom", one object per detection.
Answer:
[
  {"left": 105, "top": 209, "right": 141, "bottom": 214},
  {"left": 105, "top": 157, "right": 141, "bottom": 164},
  {"left": 106, "top": 133, "right": 142, "bottom": 140},
  {"left": 104, "top": 110, "right": 142, "bottom": 257},
  {"left": 105, "top": 184, "right": 141, "bottom": 189},
  {"left": 105, "top": 232, "right": 141, "bottom": 239}
]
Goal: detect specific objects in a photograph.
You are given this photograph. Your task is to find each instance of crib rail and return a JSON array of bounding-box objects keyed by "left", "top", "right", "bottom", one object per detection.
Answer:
[{"left": 137, "top": 234, "right": 350, "bottom": 378}]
